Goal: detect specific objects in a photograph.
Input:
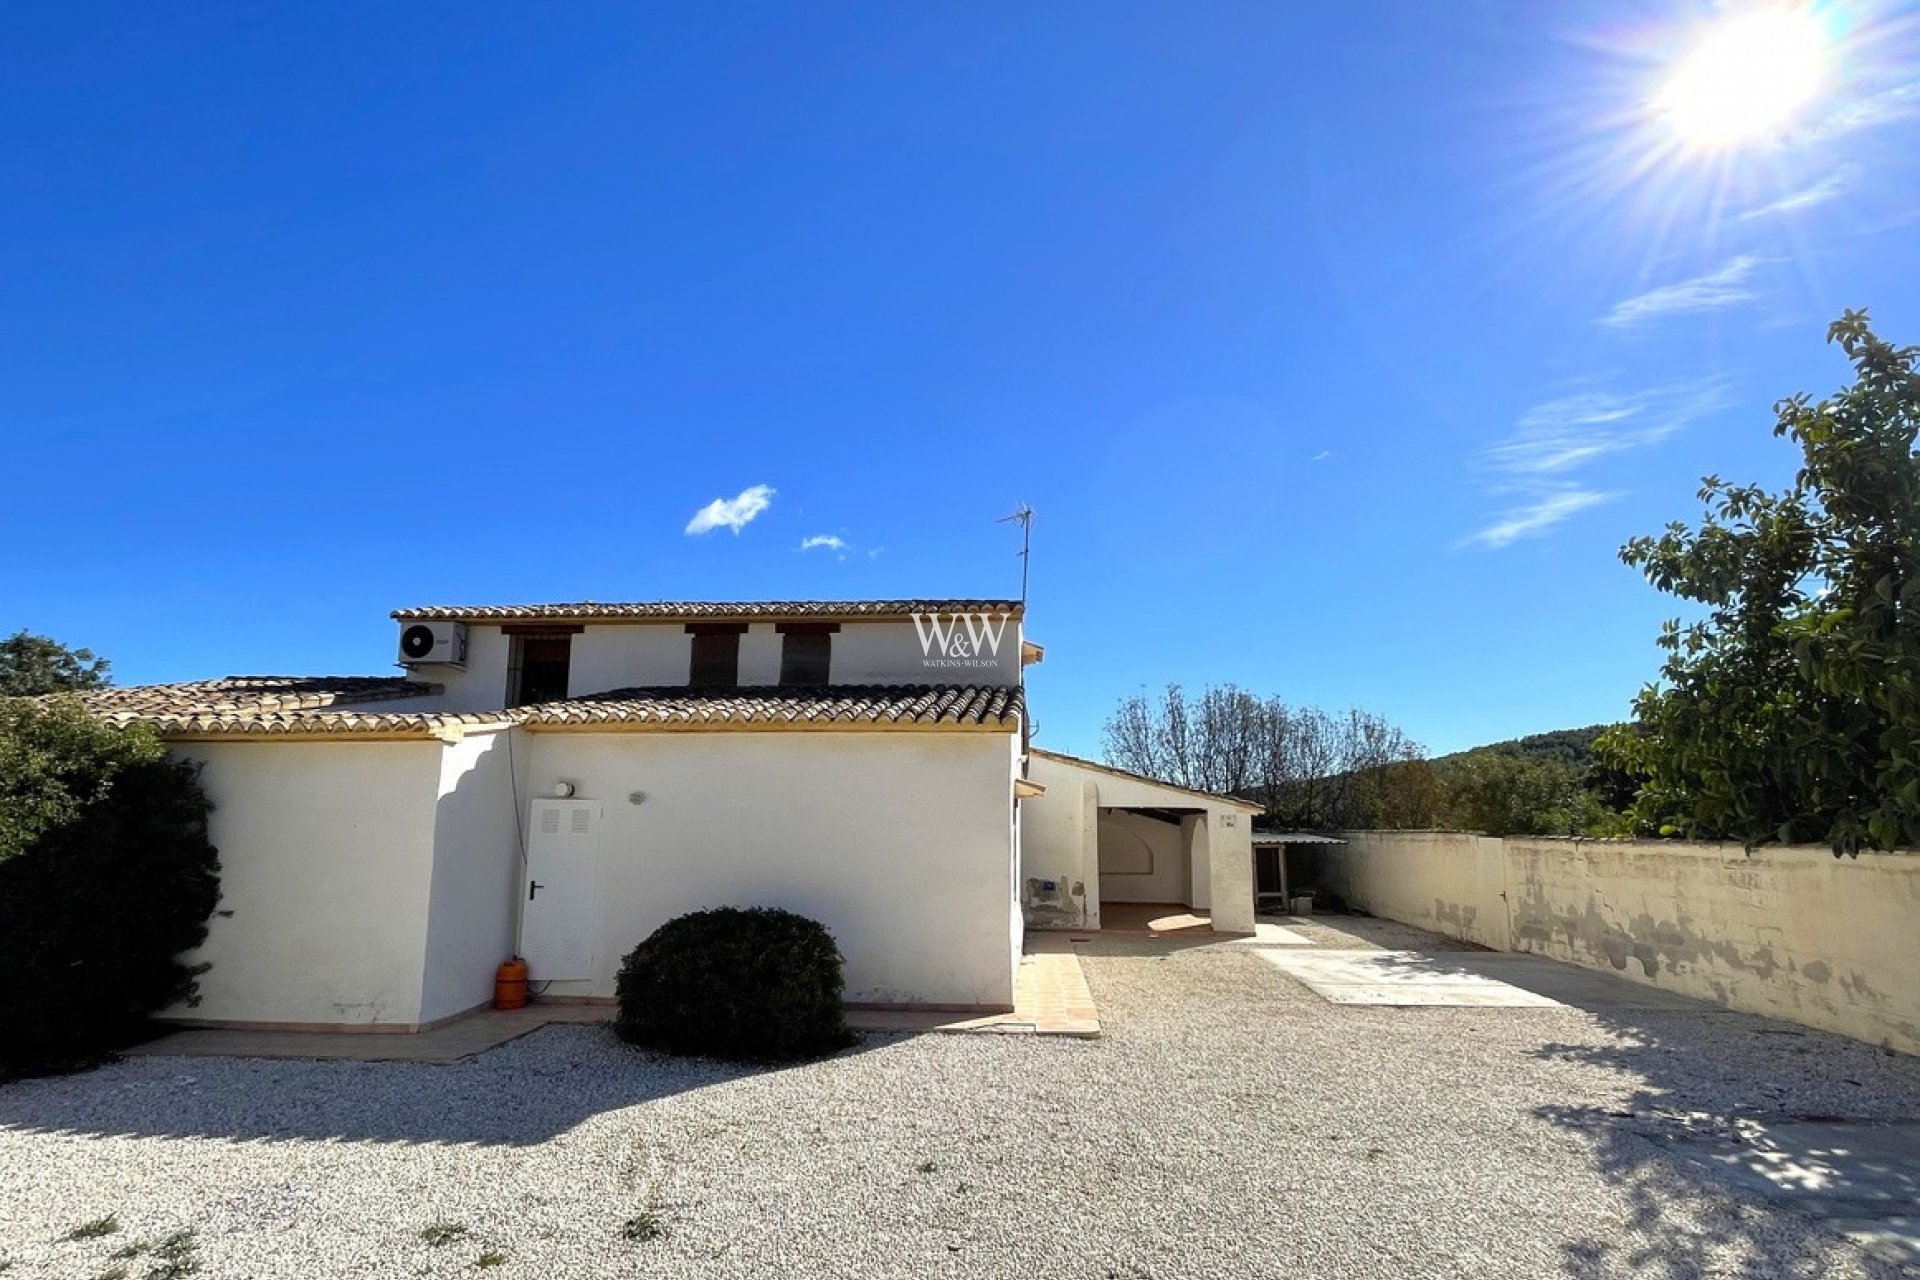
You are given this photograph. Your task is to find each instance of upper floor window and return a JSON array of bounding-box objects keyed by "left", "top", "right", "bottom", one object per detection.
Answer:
[
  {"left": 777, "top": 622, "right": 837, "bottom": 685},
  {"left": 505, "top": 627, "right": 578, "bottom": 706},
  {"left": 686, "top": 623, "right": 745, "bottom": 686}
]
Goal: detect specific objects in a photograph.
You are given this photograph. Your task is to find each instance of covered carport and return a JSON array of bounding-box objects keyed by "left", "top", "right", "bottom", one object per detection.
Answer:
[
  {"left": 1253, "top": 832, "right": 1348, "bottom": 914},
  {"left": 1019, "top": 748, "right": 1263, "bottom": 934}
]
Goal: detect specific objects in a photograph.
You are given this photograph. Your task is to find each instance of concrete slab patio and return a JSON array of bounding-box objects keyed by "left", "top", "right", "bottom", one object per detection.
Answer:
[
  {"left": 128, "top": 939, "right": 1100, "bottom": 1064},
  {"left": 1254, "top": 947, "right": 1721, "bottom": 1010},
  {"left": 127, "top": 1003, "right": 612, "bottom": 1065}
]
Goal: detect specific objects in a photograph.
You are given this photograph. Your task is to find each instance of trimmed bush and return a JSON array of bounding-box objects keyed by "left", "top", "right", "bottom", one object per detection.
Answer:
[
  {"left": 0, "top": 697, "right": 219, "bottom": 1075},
  {"left": 615, "top": 907, "right": 851, "bottom": 1063}
]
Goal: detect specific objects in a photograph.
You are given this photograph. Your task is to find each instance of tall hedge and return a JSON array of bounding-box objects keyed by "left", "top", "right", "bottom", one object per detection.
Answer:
[
  {"left": 615, "top": 907, "right": 851, "bottom": 1063},
  {"left": 0, "top": 698, "right": 220, "bottom": 1075}
]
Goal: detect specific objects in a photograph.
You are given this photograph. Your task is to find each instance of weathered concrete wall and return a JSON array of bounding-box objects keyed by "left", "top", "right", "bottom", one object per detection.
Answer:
[
  {"left": 1306, "top": 831, "right": 1512, "bottom": 950},
  {"left": 1305, "top": 831, "right": 1919, "bottom": 1055}
]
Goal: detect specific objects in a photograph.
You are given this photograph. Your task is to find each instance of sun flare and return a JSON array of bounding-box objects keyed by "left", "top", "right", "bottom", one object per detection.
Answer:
[{"left": 1656, "top": 7, "right": 1830, "bottom": 147}]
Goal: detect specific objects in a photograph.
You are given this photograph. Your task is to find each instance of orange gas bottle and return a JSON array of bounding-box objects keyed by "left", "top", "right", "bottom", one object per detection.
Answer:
[{"left": 493, "top": 957, "right": 530, "bottom": 1010}]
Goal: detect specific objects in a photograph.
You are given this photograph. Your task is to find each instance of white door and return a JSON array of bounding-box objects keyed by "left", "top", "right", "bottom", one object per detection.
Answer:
[{"left": 521, "top": 799, "right": 601, "bottom": 981}]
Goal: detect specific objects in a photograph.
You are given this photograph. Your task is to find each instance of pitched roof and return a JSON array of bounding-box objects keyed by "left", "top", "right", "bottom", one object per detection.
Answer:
[
  {"left": 518, "top": 684, "right": 1023, "bottom": 730},
  {"left": 111, "top": 707, "right": 515, "bottom": 739},
  {"left": 1028, "top": 747, "right": 1266, "bottom": 812},
  {"left": 70, "top": 679, "right": 1020, "bottom": 738},
  {"left": 390, "top": 599, "right": 1023, "bottom": 624},
  {"left": 79, "top": 676, "right": 440, "bottom": 721}
]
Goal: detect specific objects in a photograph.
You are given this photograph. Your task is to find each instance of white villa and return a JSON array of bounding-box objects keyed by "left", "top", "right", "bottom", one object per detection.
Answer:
[{"left": 84, "top": 599, "right": 1258, "bottom": 1031}]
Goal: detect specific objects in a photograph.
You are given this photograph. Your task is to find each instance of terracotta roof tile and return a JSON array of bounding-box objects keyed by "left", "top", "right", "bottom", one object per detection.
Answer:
[
  {"left": 391, "top": 599, "right": 1022, "bottom": 623},
  {"left": 66, "top": 679, "right": 1020, "bottom": 738},
  {"left": 124, "top": 708, "right": 513, "bottom": 738},
  {"left": 518, "top": 684, "right": 1024, "bottom": 729},
  {"left": 78, "top": 676, "right": 441, "bottom": 721}
]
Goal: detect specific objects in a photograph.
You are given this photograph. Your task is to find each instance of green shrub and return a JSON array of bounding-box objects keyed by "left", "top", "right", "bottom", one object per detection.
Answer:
[
  {"left": 615, "top": 907, "right": 851, "bottom": 1063},
  {"left": 0, "top": 698, "right": 219, "bottom": 1075}
]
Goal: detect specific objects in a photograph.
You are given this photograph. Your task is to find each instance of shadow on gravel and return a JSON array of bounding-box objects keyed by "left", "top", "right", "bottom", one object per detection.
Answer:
[
  {"left": 1529, "top": 1005, "right": 1920, "bottom": 1278},
  {"left": 0, "top": 1023, "right": 906, "bottom": 1149},
  {"left": 1285, "top": 935, "right": 1920, "bottom": 1277}
]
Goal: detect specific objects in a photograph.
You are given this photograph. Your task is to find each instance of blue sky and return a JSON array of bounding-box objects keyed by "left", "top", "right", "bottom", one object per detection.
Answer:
[{"left": 3, "top": 3, "right": 1917, "bottom": 756}]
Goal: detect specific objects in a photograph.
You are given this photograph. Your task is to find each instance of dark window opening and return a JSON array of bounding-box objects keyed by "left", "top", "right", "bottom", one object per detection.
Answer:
[
  {"left": 687, "top": 624, "right": 745, "bottom": 686},
  {"left": 507, "top": 634, "right": 572, "bottom": 706},
  {"left": 777, "top": 623, "right": 836, "bottom": 685}
]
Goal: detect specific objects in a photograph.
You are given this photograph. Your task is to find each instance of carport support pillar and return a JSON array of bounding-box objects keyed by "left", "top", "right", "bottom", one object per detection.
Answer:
[
  {"left": 1079, "top": 780, "right": 1100, "bottom": 930},
  {"left": 1182, "top": 816, "right": 1212, "bottom": 912},
  {"left": 1208, "top": 811, "right": 1256, "bottom": 933}
]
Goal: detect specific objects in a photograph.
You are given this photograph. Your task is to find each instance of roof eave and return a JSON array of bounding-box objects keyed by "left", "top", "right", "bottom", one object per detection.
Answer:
[
  {"left": 390, "top": 601, "right": 1025, "bottom": 625},
  {"left": 1029, "top": 747, "right": 1266, "bottom": 812}
]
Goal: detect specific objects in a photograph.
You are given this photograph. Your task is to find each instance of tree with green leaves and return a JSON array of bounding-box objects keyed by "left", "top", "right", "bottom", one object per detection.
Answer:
[
  {"left": 1436, "top": 750, "right": 1619, "bottom": 838},
  {"left": 1599, "top": 311, "right": 1918, "bottom": 854},
  {"left": 0, "top": 630, "right": 111, "bottom": 695},
  {"left": 0, "top": 698, "right": 218, "bottom": 1074}
]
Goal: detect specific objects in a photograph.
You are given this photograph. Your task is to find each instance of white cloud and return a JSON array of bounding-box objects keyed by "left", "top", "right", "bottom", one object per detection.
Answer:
[
  {"left": 1466, "top": 488, "right": 1619, "bottom": 549},
  {"left": 1602, "top": 256, "right": 1762, "bottom": 326},
  {"left": 798, "top": 534, "right": 848, "bottom": 555},
  {"left": 1483, "top": 382, "right": 1730, "bottom": 476},
  {"left": 1310, "top": 450, "right": 1332, "bottom": 462},
  {"left": 1796, "top": 81, "right": 1920, "bottom": 143},
  {"left": 684, "top": 484, "right": 775, "bottom": 536},
  {"left": 1463, "top": 379, "right": 1728, "bottom": 551},
  {"left": 1740, "top": 168, "right": 1851, "bottom": 220}
]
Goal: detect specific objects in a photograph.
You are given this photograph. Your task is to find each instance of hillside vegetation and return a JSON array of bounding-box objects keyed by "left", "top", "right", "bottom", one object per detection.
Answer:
[{"left": 1435, "top": 725, "right": 1615, "bottom": 771}]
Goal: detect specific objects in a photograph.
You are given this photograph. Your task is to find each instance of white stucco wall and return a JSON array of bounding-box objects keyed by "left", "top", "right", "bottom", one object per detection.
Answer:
[
  {"left": 738, "top": 627, "right": 782, "bottom": 685},
  {"left": 417, "top": 626, "right": 513, "bottom": 711},
  {"left": 1018, "top": 771, "right": 1097, "bottom": 927},
  {"left": 418, "top": 730, "right": 526, "bottom": 1024},
  {"left": 567, "top": 625, "right": 699, "bottom": 695},
  {"left": 1096, "top": 811, "right": 1188, "bottom": 903},
  {"left": 171, "top": 740, "right": 444, "bottom": 1027},
  {"left": 1308, "top": 832, "right": 1920, "bottom": 1055},
  {"left": 522, "top": 729, "right": 1021, "bottom": 1008},
  {"left": 404, "top": 616, "right": 1023, "bottom": 711},
  {"left": 1207, "top": 816, "right": 1254, "bottom": 932},
  {"left": 1185, "top": 815, "right": 1213, "bottom": 912},
  {"left": 831, "top": 619, "right": 1021, "bottom": 685}
]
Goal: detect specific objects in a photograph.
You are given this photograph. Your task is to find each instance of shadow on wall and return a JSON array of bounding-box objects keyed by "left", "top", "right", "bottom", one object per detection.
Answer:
[{"left": 0, "top": 1023, "right": 904, "bottom": 1149}]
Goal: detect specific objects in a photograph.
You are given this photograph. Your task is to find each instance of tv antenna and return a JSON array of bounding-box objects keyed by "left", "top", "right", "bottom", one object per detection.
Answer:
[{"left": 998, "top": 504, "right": 1034, "bottom": 605}]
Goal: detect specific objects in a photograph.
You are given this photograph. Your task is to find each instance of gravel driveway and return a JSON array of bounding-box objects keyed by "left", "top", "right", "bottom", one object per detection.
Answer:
[{"left": 3, "top": 919, "right": 1917, "bottom": 1279}]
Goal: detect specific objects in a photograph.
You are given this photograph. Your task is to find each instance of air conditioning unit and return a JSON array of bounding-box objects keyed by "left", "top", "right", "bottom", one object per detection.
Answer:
[{"left": 397, "top": 621, "right": 468, "bottom": 669}]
